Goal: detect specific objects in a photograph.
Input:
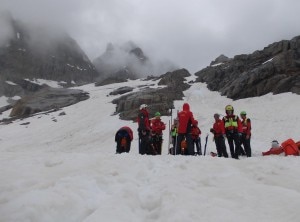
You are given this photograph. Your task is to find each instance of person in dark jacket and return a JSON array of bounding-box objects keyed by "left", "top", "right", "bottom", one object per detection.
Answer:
[
  {"left": 115, "top": 126, "right": 133, "bottom": 154},
  {"left": 176, "top": 103, "right": 196, "bottom": 155},
  {"left": 210, "top": 113, "right": 228, "bottom": 157}
]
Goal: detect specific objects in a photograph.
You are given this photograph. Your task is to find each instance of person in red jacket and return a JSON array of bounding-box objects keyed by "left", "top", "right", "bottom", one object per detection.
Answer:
[
  {"left": 210, "top": 113, "right": 228, "bottom": 157},
  {"left": 262, "top": 140, "right": 284, "bottom": 156},
  {"left": 137, "top": 104, "right": 151, "bottom": 155},
  {"left": 115, "top": 126, "right": 133, "bottom": 154},
  {"left": 176, "top": 103, "right": 196, "bottom": 155},
  {"left": 191, "top": 120, "right": 202, "bottom": 155},
  {"left": 150, "top": 112, "right": 166, "bottom": 155},
  {"left": 223, "top": 105, "right": 243, "bottom": 159},
  {"left": 240, "top": 111, "right": 252, "bottom": 157},
  {"left": 262, "top": 139, "right": 300, "bottom": 156}
]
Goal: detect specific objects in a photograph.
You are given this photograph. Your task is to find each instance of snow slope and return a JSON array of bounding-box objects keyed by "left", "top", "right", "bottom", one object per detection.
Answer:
[{"left": 0, "top": 77, "right": 300, "bottom": 222}]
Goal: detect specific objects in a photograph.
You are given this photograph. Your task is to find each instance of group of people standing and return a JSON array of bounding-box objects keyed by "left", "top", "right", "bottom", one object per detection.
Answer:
[
  {"left": 115, "top": 102, "right": 252, "bottom": 159},
  {"left": 210, "top": 105, "right": 252, "bottom": 159}
]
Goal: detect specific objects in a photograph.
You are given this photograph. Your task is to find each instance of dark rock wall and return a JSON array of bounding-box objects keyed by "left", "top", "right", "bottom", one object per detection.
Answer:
[
  {"left": 195, "top": 36, "right": 300, "bottom": 99},
  {"left": 111, "top": 69, "right": 191, "bottom": 121}
]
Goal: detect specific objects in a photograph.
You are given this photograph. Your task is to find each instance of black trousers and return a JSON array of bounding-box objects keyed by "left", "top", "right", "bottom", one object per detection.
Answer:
[
  {"left": 214, "top": 136, "right": 228, "bottom": 157},
  {"left": 240, "top": 134, "right": 252, "bottom": 157},
  {"left": 138, "top": 130, "right": 150, "bottom": 155},
  {"left": 226, "top": 132, "right": 242, "bottom": 159},
  {"left": 150, "top": 134, "right": 163, "bottom": 155}
]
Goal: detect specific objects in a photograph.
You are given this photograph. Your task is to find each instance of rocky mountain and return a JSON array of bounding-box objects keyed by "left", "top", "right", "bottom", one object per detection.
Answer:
[
  {"left": 0, "top": 13, "right": 100, "bottom": 119},
  {"left": 195, "top": 36, "right": 300, "bottom": 100},
  {"left": 0, "top": 13, "right": 100, "bottom": 99},
  {"left": 93, "top": 42, "right": 177, "bottom": 86}
]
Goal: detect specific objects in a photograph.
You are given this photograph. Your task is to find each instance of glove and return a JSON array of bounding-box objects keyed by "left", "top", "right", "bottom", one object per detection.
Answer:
[
  {"left": 210, "top": 128, "right": 215, "bottom": 133},
  {"left": 238, "top": 133, "right": 242, "bottom": 137},
  {"left": 222, "top": 134, "right": 226, "bottom": 139}
]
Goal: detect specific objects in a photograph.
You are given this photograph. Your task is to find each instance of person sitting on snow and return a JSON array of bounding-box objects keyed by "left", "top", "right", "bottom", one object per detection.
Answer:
[
  {"left": 262, "top": 139, "right": 299, "bottom": 156},
  {"left": 115, "top": 126, "right": 133, "bottom": 154},
  {"left": 262, "top": 140, "right": 284, "bottom": 156}
]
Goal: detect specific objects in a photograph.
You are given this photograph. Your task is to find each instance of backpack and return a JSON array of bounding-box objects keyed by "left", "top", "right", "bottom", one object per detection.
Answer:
[
  {"left": 120, "top": 137, "right": 127, "bottom": 149},
  {"left": 281, "top": 139, "right": 299, "bottom": 156},
  {"left": 181, "top": 139, "right": 187, "bottom": 155}
]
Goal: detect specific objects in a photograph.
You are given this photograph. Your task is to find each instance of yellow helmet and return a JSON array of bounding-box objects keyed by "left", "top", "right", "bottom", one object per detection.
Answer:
[{"left": 225, "top": 105, "right": 234, "bottom": 111}]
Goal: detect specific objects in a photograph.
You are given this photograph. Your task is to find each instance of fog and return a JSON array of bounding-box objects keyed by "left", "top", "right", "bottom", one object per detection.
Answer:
[{"left": 1, "top": 0, "right": 300, "bottom": 73}]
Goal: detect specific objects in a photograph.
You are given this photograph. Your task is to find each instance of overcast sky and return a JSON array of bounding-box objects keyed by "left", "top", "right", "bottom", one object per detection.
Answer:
[{"left": 2, "top": 0, "right": 300, "bottom": 73}]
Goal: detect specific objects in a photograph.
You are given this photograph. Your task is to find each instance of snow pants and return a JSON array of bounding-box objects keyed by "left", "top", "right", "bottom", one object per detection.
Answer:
[
  {"left": 192, "top": 137, "right": 202, "bottom": 155},
  {"left": 214, "top": 136, "right": 228, "bottom": 157},
  {"left": 226, "top": 132, "right": 242, "bottom": 159},
  {"left": 138, "top": 130, "right": 150, "bottom": 155},
  {"left": 240, "top": 134, "right": 252, "bottom": 157}
]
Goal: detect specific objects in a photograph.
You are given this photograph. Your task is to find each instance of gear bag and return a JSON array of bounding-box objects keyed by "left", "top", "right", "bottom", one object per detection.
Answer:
[
  {"left": 281, "top": 138, "right": 299, "bottom": 156},
  {"left": 181, "top": 139, "right": 187, "bottom": 155},
  {"left": 120, "top": 137, "right": 127, "bottom": 149}
]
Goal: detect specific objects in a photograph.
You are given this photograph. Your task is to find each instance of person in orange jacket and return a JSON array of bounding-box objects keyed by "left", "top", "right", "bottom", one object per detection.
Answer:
[
  {"left": 210, "top": 113, "right": 228, "bottom": 157},
  {"left": 223, "top": 105, "right": 243, "bottom": 159},
  {"left": 176, "top": 103, "right": 196, "bottom": 155},
  {"left": 150, "top": 112, "right": 166, "bottom": 155},
  {"left": 240, "top": 111, "right": 252, "bottom": 157},
  {"left": 191, "top": 120, "right": 202, "bottom": 155}
]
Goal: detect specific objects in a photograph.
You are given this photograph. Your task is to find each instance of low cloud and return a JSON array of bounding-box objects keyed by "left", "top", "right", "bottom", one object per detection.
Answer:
[{"left": 2, "top": 0, "right": 300, "bottom": 73}]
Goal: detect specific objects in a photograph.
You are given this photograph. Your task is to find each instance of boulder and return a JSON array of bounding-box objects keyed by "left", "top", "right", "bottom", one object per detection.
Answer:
[{"left": 9, "top": 87, "right": 89, "bottom": 118}]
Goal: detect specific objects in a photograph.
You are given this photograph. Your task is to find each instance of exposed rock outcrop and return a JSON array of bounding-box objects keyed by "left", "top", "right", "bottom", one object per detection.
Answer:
[
  {"left": 195, "top": 36, "right": 300, "bottom": 99},
  {"left": 9, "top": 87, "right": 89, "bottom": 118},
  {"left": 112, "top": 69, "right": 191, "bottom": 121}
]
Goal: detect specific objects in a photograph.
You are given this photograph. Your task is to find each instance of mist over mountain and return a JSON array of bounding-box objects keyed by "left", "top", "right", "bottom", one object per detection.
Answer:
[
  {"left": 0, "top": 13, "right": 99, "bottom": 98},
  {"left": 93, "top": 41, "right": 178, "bottom": 80},
  {"left": 0, "top": 12, "right": 101, "bottom": 117}
]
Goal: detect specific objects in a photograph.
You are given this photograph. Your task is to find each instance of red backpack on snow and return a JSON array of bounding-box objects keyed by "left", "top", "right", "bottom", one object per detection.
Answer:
[{"left": 281, "top": 139, "right": 299, "bottom": 156}]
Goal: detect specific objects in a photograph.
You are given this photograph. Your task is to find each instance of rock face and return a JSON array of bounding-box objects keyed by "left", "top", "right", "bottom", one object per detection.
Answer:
[
  {"left": 93, "top": 42, "right": 178, "bottom": 86},
  {"left": 195, "top": 36, "right": 300, "bottom": 99},
  {"left": 93, "top": 42, "right": 148, "bottom": 82},
  {"left": 0, "top": 14, "right": 99, "bottom": 99},
  {"left": 9, "top": 87, "right": 89, "bottom": 118},
  {"left": 111, "top": 69, "right": 191, "bottom": 121}
]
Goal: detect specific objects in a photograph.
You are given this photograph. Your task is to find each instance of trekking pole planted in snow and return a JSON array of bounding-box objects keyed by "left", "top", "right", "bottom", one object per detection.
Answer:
[
  {"left": 204, "top": 134, "right": 209, "bottom": 156},
  {"left": 168, "top": 108, "right": 173, "bottom": 154}
]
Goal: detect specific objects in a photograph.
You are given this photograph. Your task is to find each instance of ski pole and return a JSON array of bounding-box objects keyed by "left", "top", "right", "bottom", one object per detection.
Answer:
[{"left": 204, "top": 134, "right": 209, "bottom": 156}]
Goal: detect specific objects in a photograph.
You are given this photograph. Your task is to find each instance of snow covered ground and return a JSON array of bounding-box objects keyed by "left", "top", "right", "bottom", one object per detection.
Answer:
[{"left": 0, "top": 77, "right": 300, "bottom": 222}]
